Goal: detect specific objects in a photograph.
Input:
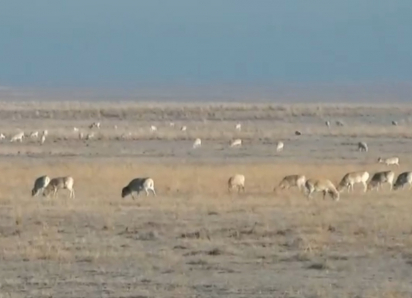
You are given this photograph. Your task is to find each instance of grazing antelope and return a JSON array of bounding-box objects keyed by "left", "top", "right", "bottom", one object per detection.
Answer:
[
  {"left": 274, "top": 175, "right": 306, "bottom": 192},
  {"left": 276, "top": 141, "right": 284, "bottom": 152},
  {"left": 377, "top": 157, "right": 399, "bottom": 166},
  {"left": 337, "top": 171, "right": 370, "bottom": 193},
  {"left": 43, "top": 176, "right": 75, "bottom": 199},
  {"left": 31, "top": 175, "right": 51, "bottom": 197},
  {"left": 367, "top": 171, "right": 395, "bottom": 191},
  {"left": 235, "top": 123, "right": 242, "bottom": 131},
  {"left": 230, "top": 139, "right": 242, "bottom": 147},
  {"left": 10, "top": 132, "right": 24, "bottom": 142},
  {"left": 393, "top": 172, "right": 412, "bottom": 191},
  {"left": 357, "top": 142, "right": 368, "bottom": 152},
  {"left": 89, "top": 122, "right": 100, "bottom": 129},
  {"left": 30, "top": 131, "right": 39, "bottom": 138},
  {"left": 85, "top": 133, "right": 94, "bottom": 140},
  {"left": 228, "top": 174, "right": 245, "bottom": 193},
  {"left": 121, "top": 177, "right": 156, "bottom": 199},
  {"left": 193, "top": 138, "right": 202, "bottom": 149},
  {"left": 305, "top": 179, "right": 340, "bottom": 201}
]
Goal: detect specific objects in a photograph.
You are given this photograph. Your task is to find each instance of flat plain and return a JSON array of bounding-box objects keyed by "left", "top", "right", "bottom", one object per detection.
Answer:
[{"left": 1, "top": 101, "right": 412, "bottom": 297}]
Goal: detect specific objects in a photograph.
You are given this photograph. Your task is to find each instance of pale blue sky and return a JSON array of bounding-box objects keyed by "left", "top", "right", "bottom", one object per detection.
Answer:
[{"left": 0, "top": 0, "right": 411, "bottom": 88}]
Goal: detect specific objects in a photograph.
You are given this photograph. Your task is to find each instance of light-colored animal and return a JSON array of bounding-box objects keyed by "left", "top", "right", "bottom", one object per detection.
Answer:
[
  {"left": 305, "top": 179, "right": 340, "bottom": 201},
  {"left": 276, "top": 141, "right": 284, "bottom": 152},
  {"left": 367, "top": 170, "right": 395, "bottom": 191},
  {"left": 40, "top": 134, "right": 46, "bottom": 144},
  {"left": 193, "top": 138, "right": 202, "bottom": 149},
  {"left": 357, "top": 142, "right": 368, "bottom": 152},
  {"left": 337, "top": 171, "right": 370, "bottom": 193},
  {"left": 393, "top": 171, "right": 412, "bottom": 190},
  {"left": 10, "top": 132, "right": 24, "bottom": 142},
  {"left": 325, "top": 120, "right": 330, "bottom": 127},
  {"left": 30, "top": 131, "right": 39, "bottom": 138},
  {"left": 181, "top": 126, "right": 187, "bottom": 131},
  {"left": 230, "top": 139, "right": 242, "bottom": 147},
  {"left": 89, "top": 122, "right": 100, "bottom": 129},
  {"left": 73, "top": 127, "right": 79, "bottom": 132},
  {"left": 31, "top": 175, "right": 51, "bottom": 197},
  {"left": 0, "top": 133, "right": 5, "bottom": 140},
  {"left": 377, "top": 157, "right": 399, "bottom": 166},
  {"left": 169, "top": 122, "right": 175, "bottom": 127},
  {"left": 228, "top": 174, "right": 245, "bottom": 193},
  {"left": 274, "top": 175, "right": 306, "bottom": 192},
  {"left": 235, "top": 123, "right": 242, "bottom": 131},
  {"left": 43, "top": 176, "right": 75, "bottom": 198},
  {"left": 150, "top": 125, "right": 157, "bottom": 132},
  {"left": 391, "top": 120, "right": 398, "bottom": 126},
  {"left": 85, "top": 133, "right": 94, "bottom": 140},
  {"left": 121, "top": 178, "right": 156, "bottom": 198},
  {"left": 43, "top": 130, "right": 48, "bottom": 136}
]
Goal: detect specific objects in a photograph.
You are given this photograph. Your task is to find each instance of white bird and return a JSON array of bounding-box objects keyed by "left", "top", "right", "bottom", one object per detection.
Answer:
[
  {"left": 276, "top": 141, "right": 284, "bottom": 152},
  {"left": 235, "top": 123, "right": 242, "bottom": 131},
  {"left": 325, "top": 121, "right": 330, "bottom": 127},
  {"left": 73, "top": 127, "right": 79, "bottom": 132},
  {"left": 150, "top": 125, "right": 157, "bottom": 132},
  {"left": 181, "top": 126, "right": 187, "bottom": 132},
  {"left": 41, "top": 134, "right": 46, "bottom": 144},
  {"left": 193, "top": 138, "right": 202, "bottom": 149},
  {"left": 43, "top": 130, "right": 48, "bottom": 136},
  {"left": 169, "top": 122, "right": 175, "bottom": 127},
  {"left": 230, "top": 139, "right": 242, "bottom": 147},
  {"left": 0, "top": 133, "right": 5, "bottom": 140}
]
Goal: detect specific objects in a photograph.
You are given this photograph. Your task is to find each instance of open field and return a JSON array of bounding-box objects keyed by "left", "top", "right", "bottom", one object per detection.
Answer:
[{"left": 0, "top": 102, "right": 412, "bottom": 297}]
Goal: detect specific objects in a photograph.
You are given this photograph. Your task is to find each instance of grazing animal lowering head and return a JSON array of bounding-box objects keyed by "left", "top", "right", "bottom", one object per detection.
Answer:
[{"left": 121, "top": 186, "right": 132, "bottom": 198}]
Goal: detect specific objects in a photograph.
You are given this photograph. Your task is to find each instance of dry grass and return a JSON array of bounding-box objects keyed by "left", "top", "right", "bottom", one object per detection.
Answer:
[
  {"left": 0, "top": 160, "right": 412, "bottom": 297},
  {"left": 0, "top": 101, "right": 411, "bottom": 297}
]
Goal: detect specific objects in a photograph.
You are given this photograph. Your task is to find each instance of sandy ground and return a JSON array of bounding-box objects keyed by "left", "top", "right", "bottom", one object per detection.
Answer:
[{"left": 0, "top": 102, "right": 412, "bottom": 297}]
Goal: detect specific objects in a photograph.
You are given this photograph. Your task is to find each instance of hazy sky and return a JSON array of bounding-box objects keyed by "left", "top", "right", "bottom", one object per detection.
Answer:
[{"left": 0, "top": 0, "right": 411, "bottom": 88}]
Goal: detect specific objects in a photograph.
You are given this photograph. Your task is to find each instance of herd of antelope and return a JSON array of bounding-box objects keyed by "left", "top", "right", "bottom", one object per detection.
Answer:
[
  {"left": 272, "top": 168, "right": 412, "bottom": 202},
  {"left": 24, "top": 119, "right": 409, "bottom": 201},
  {"left": 30, "top": 157, "right": 411, "bottom": 202}
]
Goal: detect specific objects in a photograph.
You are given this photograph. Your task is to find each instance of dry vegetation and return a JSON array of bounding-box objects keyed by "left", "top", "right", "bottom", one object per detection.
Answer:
[{"left": 0, "top": 102, "right": 412, "bottom": 297}]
